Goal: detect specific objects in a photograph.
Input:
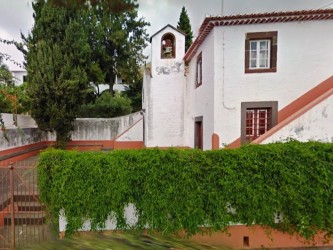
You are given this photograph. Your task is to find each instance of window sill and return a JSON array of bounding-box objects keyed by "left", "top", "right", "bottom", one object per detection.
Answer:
[{"left": 245, "top": 68, "right": 277, "bottom": 74}]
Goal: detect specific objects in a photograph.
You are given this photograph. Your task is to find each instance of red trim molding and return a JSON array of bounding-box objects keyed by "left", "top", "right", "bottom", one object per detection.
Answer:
[
  {"left": 0, "top": 140, "right": 144, "bottom": 164},
  {"left": 113, "top": 118, "right": 143, "bottom": 141},
  {"left": 114, "top": 141, "right": 144, "bottom": 150},
  {"left": 277, "top": 75, "right": 333, "bottom": 123},
  {"left": 253, "top": 87, "right": 333, "bottom": 144},
  {"left": 66, "top": 140, "right": 114, "bottom": 151},
  {"left": 0, "top": 141, "right": 51, "bottom": 165},
  {"left": 212, "top": 133, "right": 220, "bottom": 150},
  {"left": 228, "top": 138, "right": 241, "bottom": 149},
  {"left": 228, "top": 75, "right": 333, "bottom": 148},
  {"left": 184, "top": 9, "right": 333, "bottom": 62}
]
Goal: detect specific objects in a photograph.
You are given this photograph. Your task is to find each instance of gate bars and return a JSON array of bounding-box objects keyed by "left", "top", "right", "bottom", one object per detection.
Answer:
[{"left": 0, "top": 161, "right": 49, "bottom": 249}]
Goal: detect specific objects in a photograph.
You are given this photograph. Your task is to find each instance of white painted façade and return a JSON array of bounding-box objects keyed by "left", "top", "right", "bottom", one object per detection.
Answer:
[{"left": 143, "top": 9, "right": 333, "bottom": 150}]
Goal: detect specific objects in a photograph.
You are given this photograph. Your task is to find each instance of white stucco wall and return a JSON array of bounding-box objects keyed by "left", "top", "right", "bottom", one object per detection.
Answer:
[
  {"left": 142, "top": 68, "right": 150, "bottom": 146},
  {"left": 0, "top": 113, "right": 48, "bottom": 150},
  {"left": 59, "top": 204, "right": 137, "bottom": 232},
  {"left": 1, "top": 113, "right": 37, "bottom": 129},
  {"left": 72, "top": 112, "right": 143, "bottom": 141},
  {"left": 144, "top": 19, "right": 333, "bottom": 150},
  {"left": 184, "top": 31, "right": 216, "bottom": 150},
  {"left": 0, "top": 112, "right": 143, "bottom": 150},
  {"left": 183, "top": 19, "right": 333, "bottom": 149},
  {"left": 11, "top": 70, "right": 27, "bottom": 86},
  {"left": 212, "top": 20, "right": 333, "bottom": 146},
  {"left": 96, "top": 77, "right": 127, "bottom": 94},
  {"left": 261, "top": 95, "right": 333, "bottom": 144},
  {"left": 116, "top": 119, "right": 143, "bottom": 141},
  {"left": 144, "top": 26, "right": 186, "bottom": 147}
]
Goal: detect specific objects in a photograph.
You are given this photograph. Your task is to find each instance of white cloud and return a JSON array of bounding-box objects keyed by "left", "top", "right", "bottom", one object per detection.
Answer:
[{"left": 1, "top": 0, "right": 333, "bottom": 69}]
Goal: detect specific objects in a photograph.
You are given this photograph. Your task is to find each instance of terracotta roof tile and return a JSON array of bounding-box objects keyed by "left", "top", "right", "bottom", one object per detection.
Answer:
[{"left": 184, "top": 9, "right": 333, "bottom": 62}]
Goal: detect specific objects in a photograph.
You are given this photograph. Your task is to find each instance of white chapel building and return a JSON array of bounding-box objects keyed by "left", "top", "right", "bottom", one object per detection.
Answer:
[{"left": 143, "top": 9, "right": 333, "bottom": 150}]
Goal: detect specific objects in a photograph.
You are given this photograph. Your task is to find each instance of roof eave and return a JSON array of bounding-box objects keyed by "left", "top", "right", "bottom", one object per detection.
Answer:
[
  {"left": 183, "top": 9, "right": 333, "bottom": 62},
  {"left": 150, "top": 24, "right": 186, "bottom": 43}
]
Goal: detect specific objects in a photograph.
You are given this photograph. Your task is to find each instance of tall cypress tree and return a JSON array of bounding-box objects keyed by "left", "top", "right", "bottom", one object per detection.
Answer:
[
  {"left": 25, "top": 1, "right": 92, "bottom": 147},
  {"left": 24, "top": 0, "right": 148, "bottom": 147},
  {"left": 177, "top": 6, "right": 193, "bottom": 52},
  {"left": 42, "top": 0, "right": 149, "bottom": 97}
]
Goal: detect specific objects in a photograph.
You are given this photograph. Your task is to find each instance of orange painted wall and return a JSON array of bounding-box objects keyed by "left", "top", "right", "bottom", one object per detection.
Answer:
[
  {"left": 212, "top": 133, "right": 220, "bottom": 150},
  {"left": 0, "top": 141, "right": 49, "bottom": 158},
  {"left": 0, "top": 141, "right": 50, "bottom": 166},
  {"left": 191, "top": 225, "right": 333, "bottom": 249},
  {"left": 114, "top": 141, "right": 144, "bottom": 149}
]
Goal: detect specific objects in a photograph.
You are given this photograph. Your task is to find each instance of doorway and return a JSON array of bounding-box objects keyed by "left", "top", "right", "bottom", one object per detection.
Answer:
[{"left": 194, "top": 117, "right": 203, "bottom": 150}]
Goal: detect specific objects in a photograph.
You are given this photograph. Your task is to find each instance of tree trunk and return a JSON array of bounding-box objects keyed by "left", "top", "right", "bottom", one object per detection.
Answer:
[
  {"left": 55, "top": 125, "right": 72, "bottom": 149},
  {"left": 109, "top": 74, "right": 114, "bottom": 96}
]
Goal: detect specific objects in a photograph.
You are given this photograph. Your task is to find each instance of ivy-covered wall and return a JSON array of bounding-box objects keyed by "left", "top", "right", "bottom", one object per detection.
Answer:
[{"left": 37, "top": 141, "right": 333, "bottom": 239}]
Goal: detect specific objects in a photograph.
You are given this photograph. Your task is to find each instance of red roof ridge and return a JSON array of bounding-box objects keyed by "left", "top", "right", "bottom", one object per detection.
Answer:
[{"left": 185, "top": 9, "right": 333, "bottom": 62}]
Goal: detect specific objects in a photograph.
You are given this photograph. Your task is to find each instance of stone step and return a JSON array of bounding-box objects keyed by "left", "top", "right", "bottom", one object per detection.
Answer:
[
  {"left": 1, "top": 202, "right": 43, "bottom": 212},
  {"left": 1, "top": 197, "right": 42, "bottom": 211},
  {"left": 16, "top": 202, "right": 44, "bottom": 212},
  {"left": 4, "top": 212, "right": 46, "bottom": 225},
  {"left": 13, "top": 193, "right": 39, "bottom": 203}
]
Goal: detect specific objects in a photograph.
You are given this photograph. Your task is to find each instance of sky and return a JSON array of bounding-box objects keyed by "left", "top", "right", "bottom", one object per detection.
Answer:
[{"left": 1, "top": 0, "right": 333, "bottom": 70}]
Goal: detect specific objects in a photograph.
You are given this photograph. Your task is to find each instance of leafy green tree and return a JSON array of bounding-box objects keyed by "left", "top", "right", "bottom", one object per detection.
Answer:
[
  {"left": 44, "top": 0, "right": 138, "bottom": 13},
  {"left": 85, "top": 3, "right": 149, "bottom": 95},
  {"left": 0, "top": 56, "right": 15, "bottom": 136},
  {"left": 0, "top": 56, "right": 31, "bottom": 115},
  {"left": 5, "top": 0, "right": 147, "bottom": 147},
  {"left": 0, "top": 85, "right": 12, "bottom": 113},
  {"left": 177, "top": 6, "right": 193, "bottom": 52},
  {"left": 124, "top": 76, "right": 142, "bottom": 112},
  {"left": 0, "top": 56, "right": 13, "bottom": 85},
  {"left": 25, "top": 1, "right": 92, "bottom": 147},
  {"left": 14, "top": 83, "right": 31, "bottom": 114},
  {"left": 0, "top": 83, "right": 30, "bottom": 114}
]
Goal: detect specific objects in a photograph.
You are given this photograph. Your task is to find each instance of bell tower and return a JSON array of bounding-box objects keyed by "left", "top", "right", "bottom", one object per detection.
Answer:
[{"left": 143, "top": 25, "right": 186, "bottom": 147}]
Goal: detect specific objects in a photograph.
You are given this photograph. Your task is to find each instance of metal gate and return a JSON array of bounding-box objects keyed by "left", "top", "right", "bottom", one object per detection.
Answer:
[{"left": 0, "top": 160, "right": 49, "bottom": 249}]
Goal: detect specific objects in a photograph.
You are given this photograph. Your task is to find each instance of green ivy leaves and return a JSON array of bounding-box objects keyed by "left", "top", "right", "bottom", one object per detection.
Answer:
[{"left": 37, "top": 141, "right": 333, "bottom": 240}]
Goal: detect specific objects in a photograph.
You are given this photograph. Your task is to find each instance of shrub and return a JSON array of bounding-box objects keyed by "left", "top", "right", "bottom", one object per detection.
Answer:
[
  {"left": 78, "top": 91, "right": 132, "bottom": 118},
  {"left": 37, "top": 141, "right": 333, "bottom": 239}
]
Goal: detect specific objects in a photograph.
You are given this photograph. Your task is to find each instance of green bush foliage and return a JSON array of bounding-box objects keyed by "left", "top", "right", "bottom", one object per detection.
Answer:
[
  {"left": 37, "top": 141, "right": 333, "bottom": 239},
  {"left": 78, "top": 91, "right": 132, "bottom": 118}
]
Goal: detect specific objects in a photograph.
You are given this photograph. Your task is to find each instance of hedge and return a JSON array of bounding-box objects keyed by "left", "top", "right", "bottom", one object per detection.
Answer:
[{"left": 37, "top": 141, "right": 333, "bottom": 239}]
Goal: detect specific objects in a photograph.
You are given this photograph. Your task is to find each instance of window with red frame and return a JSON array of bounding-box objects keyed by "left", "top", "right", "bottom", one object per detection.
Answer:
[
  {"left": 245, "top": 31, "right": 278, "bottom": 74},
  {"left": 245, "top": 108, "right": 272, "bottom": 142},
  {"left": 241, "top": 101, "right": 278, "bottom": 144}
]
